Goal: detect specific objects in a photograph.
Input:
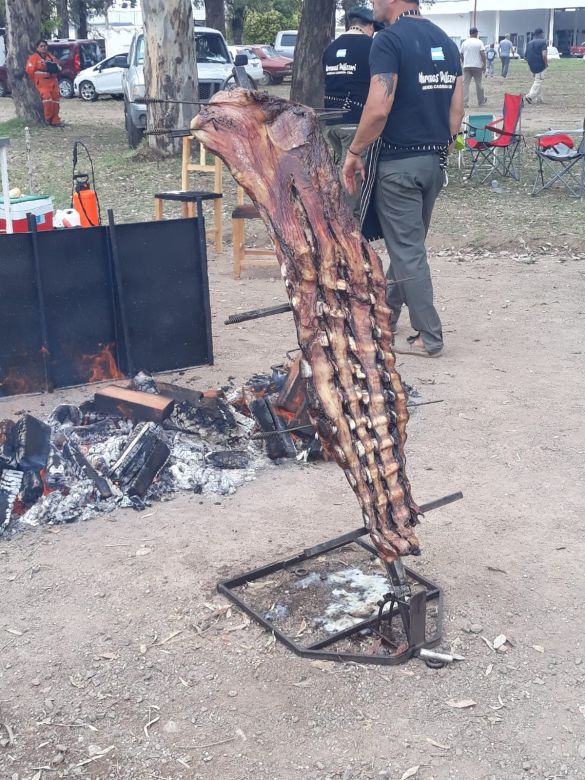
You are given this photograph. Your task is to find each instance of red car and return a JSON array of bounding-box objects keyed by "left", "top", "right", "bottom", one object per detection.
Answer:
[
  {"left": 0, "top": 39, "right": 103, "bottom": 99},
  {"left": 570, "top": 42, "right": 585, "bottom": 57},
  {"left": 250, "top": 45, "right": 293, "bottom": 84}
]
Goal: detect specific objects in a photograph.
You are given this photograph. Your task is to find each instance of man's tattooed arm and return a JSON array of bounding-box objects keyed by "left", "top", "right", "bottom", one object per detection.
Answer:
[{"left": 373, "top": 73, "right": 396, "bottom": 100}]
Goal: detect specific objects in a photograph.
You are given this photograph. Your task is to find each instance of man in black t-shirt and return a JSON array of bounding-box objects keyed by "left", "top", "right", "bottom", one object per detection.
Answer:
[
  {"left": 323, "top": 6, "right": 381, "bottom": 217},
  {"left": 525, "top": 28, "right": 548, "bottom": 105},
  {"left": 342, "top": 0, "right": 463, "bottom": 358}
]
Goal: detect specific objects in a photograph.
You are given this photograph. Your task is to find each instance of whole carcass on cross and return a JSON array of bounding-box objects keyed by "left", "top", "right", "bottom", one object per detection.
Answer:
[{"left": 191, "top": 89, "right": 421, "bottom": 562}]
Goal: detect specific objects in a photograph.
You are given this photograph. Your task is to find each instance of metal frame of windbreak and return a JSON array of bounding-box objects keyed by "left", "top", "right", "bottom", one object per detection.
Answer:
[{"left": 218, "top": 492, "right": 463, "bottom": 666}]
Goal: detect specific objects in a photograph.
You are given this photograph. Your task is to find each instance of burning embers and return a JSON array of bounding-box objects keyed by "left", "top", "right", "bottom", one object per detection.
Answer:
[{"left": 0, "top": 360, "right": 320, "bottom": 536}]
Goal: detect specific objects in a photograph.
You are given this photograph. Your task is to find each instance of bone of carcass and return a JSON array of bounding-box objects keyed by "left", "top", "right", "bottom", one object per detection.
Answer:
[
  {"left": 191, "top": 90, "right": 420, "bottom": 561},
  {"left": 13, "top": 415, "right": 51, "bottom": 472},
  {"left": 0, "top": 469, "right": 24, "bottom": 531},
  {"left": 109, "top": 422, "right": 170, "bottom": 498}
]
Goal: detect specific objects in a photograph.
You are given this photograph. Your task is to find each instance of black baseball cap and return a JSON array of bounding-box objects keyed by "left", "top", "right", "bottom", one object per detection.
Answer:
[
  {"left": 346, "top": 6, "right": 383, "bottom": 32},
  {"left": 470, "top": 27, "right": 479, "bottom": 34}
]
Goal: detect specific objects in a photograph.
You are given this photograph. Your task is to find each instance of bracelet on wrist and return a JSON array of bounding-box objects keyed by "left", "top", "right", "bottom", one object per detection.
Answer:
[{"left": 347, "top": 147, "right": 361, "bottom": 157}]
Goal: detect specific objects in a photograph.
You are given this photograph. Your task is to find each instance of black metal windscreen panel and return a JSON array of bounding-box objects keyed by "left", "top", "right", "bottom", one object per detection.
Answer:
[
  {"left": 38, "top": 227, "right": 119, "bottom": 389},
  {"left": 113, "top": 218, "right": 212, "bottom": 374},
  {"left": 0, "top": 216, "right": 213, "bottom": 396}
]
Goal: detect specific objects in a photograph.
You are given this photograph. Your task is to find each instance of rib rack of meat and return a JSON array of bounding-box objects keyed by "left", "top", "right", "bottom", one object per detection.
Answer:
[{"left": 191, "top": 89, "right": 421, "bottom": 562}]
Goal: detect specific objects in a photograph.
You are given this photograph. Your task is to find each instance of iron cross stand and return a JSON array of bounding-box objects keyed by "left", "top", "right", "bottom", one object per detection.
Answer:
[{"left": 218, "top": 491, "right": 463, "bottom": 667}]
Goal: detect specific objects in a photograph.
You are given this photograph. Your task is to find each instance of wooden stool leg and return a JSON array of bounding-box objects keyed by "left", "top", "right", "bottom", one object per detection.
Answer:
[
  {"left": 154, "top": 198, "right": 163, "bottom": 221},
  {"left": 181, "top": 201, "right": 190, "bottom": 219},
  {"left": 232, "top": 217, "right": 244, "bottom": 279},
  {"left": 214, "top": 158, "right": 223, "bottom": 254},
  {"left": 186, "top": 201, "right": 195, "bottom": 218}
]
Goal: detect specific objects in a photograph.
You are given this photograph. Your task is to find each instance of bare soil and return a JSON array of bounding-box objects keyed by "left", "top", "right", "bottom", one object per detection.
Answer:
[{"left": 1, "top": 61, "right": 585, "bottom": 780}]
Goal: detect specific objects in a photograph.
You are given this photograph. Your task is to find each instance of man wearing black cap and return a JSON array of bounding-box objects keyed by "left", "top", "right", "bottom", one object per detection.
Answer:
[
  {"left": 323, "top": 6, "right": 382, "bottom": 216},
  {"left": 341, "top": 0, "right": 463, "bottom": 358},
  {"left": 524, "top": 28, "right": 548, "bottom": 105}
]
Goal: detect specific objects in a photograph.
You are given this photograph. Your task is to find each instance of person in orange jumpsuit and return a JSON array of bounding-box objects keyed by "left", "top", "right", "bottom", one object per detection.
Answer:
[{"left": 25, "top": 39, "right": 62, "bottom": 126}]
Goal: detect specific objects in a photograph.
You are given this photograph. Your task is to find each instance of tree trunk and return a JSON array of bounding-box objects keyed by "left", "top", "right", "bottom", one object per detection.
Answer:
[
  {"left": 140, "top": 0, "right": 198, "bottom": 155},
  {"left": 290, "top": 0, "right": 336, "bottom": 108},
  {"left": 5, "top": 0, "right": 45, "bottom": 123},
  {"left": 72, "top": 0, "right": 88, "bottom": 38},
  {"left": 56, "top": 0, "right": 69, "bottom": 38},
  {"left": 204, "top": 0, "right": 225, "bottom": 36},
  {"left": 230, "top": 5, "right": 244, "bottom": 45}
]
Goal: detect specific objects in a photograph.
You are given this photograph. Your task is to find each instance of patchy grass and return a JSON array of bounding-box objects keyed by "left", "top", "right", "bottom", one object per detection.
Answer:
[{"left": 0, "top": 117, "right": 34, "bottom": 137}]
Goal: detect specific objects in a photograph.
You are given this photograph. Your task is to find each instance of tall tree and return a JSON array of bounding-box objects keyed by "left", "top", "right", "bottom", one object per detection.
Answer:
[
  {"left": 141, "top": 0, "right": 198, "bottom": 154},
  {"left": 290, "top": 0, "right": 335, "bottom": 107},
  {"left": 204, "top": 0, "right": 225, "bottom": 35},
  {"left": 56, "top": 0, "right": 69, "bottom": 37},
  {"left": 5, "top": 0, "right": 44, "bottom": 123},
  {"left": 71, "top": 0, "right": 88, "bottom": 36}
]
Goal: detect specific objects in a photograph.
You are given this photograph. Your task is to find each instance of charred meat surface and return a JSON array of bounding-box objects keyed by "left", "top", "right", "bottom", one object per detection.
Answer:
[{"left": 191, "top": 89, "right": 421, "bottom": 561}]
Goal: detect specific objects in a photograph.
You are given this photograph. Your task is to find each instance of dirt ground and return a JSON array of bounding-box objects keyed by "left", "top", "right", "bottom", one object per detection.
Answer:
[{"left": 1, "top": 60, "right": 585, "bottom": 780}]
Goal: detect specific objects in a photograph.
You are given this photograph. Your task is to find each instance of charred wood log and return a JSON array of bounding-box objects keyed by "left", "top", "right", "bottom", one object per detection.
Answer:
[
  {"left": 191, "top": 90, "right": 421, "bottom": 561},
  {"left": 109, "top": 422, "right": 170, "bottom": 499}
]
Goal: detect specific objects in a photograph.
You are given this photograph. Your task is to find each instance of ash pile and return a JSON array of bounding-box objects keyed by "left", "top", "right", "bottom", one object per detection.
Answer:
[{"left": 0, "top": 365, "right": 320, "bottom": 537}]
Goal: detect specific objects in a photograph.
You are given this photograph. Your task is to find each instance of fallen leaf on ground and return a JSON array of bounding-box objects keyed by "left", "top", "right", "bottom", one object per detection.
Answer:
[
  {"left": 531, "top": 645, "right": 544, "bottom": 653},
  {"left": 493, "top": 635, "right": 507, "bottom": 649},
  {"left": 400, "top": 765, "right": 420, "bottom": 780},
  {"left": 5, "top": 628, "right": 23, "bottom": 636},
  {"left": 445, "top": 699, "right": 476, "bottom": 709},
  {"left": 426, "top": 737, "right": 450, "bottom": 750},
  {"left": 485, "top": 664, "right": 493, "bottom": 677}
]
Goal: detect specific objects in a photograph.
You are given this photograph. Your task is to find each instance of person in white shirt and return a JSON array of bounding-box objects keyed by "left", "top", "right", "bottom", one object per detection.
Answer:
[{"left": 460, "top": 27, "right": 487, "bottom": 107}]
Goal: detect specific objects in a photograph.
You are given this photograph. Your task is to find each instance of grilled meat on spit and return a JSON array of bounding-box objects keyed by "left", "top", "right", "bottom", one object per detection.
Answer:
[{"left": 191, "top": 89, "right": 421, "bottom": 562}]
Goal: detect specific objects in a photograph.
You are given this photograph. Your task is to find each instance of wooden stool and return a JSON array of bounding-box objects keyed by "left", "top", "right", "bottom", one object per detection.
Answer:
[
  {"left": 154, "top": 189, "right": 222, "bottom": 223},
  {"left": 232, "top": 186, "right": 277, "bottom": 279},
  {"left": 182, "top": 138, "right": 223, "bottom": 254}
]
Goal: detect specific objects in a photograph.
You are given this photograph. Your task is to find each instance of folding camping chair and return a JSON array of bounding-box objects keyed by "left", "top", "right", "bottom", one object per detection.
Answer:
[
  {"left": 531, "top": 120, "right": 585, "bottom": 199},
  {"left": 460, "top": 113, "right": 494, "bottom": 169},
  {"left": 466, "top": 93, "right": 524, "bottom": 183}
]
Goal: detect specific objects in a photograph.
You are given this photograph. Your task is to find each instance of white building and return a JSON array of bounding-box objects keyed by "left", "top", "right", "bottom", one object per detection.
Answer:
[{"left": 425, "top": 0, "right": 585, "bottom": 54}]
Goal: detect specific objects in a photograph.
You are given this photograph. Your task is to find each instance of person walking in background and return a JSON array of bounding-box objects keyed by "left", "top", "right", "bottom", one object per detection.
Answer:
[
  {"left": 486, "top": 43, "right": 496, "bottom": 77},
  {"left": 498, "top": 34, "right": 514, "bottom": 77},
  {"left": 461, "top": 27, "right": 487, "bottom": 108},
  {"left": 25, "top": 39, "right": 62, "bottom": 126},
  {"left": 323, "top": 6, "right": 381, "bottom": 218},
  {"left": 525, "top": 28, "right": 548, "bottom": 105},
  {"left": 342, "top": 0, "right": 464, "bottom": 358}
]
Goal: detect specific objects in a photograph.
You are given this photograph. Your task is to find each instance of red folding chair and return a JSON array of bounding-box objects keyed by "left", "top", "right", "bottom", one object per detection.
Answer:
[{"left": 466, "top": 93, "right": 524, "bottom": 183}]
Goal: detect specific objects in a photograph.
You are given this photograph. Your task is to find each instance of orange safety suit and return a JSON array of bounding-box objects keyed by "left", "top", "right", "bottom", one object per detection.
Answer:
[{"left": 25, "top": 51, "right": 61, "bottom": 125}]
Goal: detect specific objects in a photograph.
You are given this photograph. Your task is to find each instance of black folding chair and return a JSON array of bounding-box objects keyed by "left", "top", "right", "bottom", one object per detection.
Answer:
[{"left": 532, "top": 120, "right": 585, "bottom": 199}]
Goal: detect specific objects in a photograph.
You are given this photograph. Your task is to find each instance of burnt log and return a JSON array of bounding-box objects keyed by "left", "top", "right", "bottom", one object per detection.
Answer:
[{"left": 191, "top": 90, "right": 420, "bottom": 562}]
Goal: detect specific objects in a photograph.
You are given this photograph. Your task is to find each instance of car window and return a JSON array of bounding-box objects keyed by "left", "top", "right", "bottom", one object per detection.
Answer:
[
  {"left": 238, "top": 48, "right": 258, "bottom": 61},
  {"left": 280, "top": 34, "right": 297, "bottom": 47},
  {"left": 260, "top": 46, "right": 278, "bottom": 58},
  {"left": 113, "top": 54, "right": 128, "bottom": 68},
  {"left": 80, "top": 43, "right": 102, "bottom": 68},
  {"left": 49, "top": 46, "right": 70, "bottom": 62},
  {"left": 195, "top": 32, "right": 230, "bottom": 64},
  {"left": 135, "top": 35, "right": 145, "bottom": 65}
]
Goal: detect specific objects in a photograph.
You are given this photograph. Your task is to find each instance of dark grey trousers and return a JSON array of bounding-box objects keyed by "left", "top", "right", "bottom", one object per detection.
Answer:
[
  {"left": 374, "top": 154, "right": 444, "bottom": 354},
  {"left": 323, "top": 124, "right": 364, "bottom": 221}
]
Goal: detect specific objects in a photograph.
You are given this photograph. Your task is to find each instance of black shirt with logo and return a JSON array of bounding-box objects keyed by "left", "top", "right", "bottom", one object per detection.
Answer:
[
  {"left": 369, "top": 17, "right": 461, "bottom": 156},
  {"left": 525, "top": 37, "right": 547, "bottom": 74},
  {"left": 323, "top": 33, "right": 373, "bottom": 124}
]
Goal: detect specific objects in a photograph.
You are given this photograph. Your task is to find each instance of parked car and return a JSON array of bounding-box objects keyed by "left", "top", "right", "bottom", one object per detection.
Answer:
[
  {"left": 0, "top": 39, "right": 102, "bottom": 99},
  {"left": 123, "top": 27, "right": 234, "bottom": 149},
  {"left": 47, "top": 39, "right": 103, "bottom": 98},
  {"left": 249, "top": 45, "right": 293, "bottom": 84},
  {"left": 74, "top": 53, "right": 127, "bottom": 101},
  {"left": 274, "top": 30, "right": 297, "bottom": 59},
  {"left": 570, "top": 42, "right": 585, "bottom": 57},
  {"left": 228, "top": 46, "right": 264, "bottom": 85}
]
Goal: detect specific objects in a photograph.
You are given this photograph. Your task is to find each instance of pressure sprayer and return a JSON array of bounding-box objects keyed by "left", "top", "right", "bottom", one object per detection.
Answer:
[{"left": 71, "top": 141, "right": 101, "bottom": 228}]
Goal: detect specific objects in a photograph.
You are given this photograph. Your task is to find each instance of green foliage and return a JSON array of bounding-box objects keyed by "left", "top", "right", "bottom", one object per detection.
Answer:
[{"left": 243, "top": 9, "right": 287, "bottom": 45}]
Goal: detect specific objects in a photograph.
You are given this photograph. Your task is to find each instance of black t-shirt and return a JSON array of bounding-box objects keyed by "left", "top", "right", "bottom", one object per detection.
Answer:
[
  {"left": 323, "top": 33, "right": 373, "bottom": 124},
  {"left": 525, "top": 37, "right": 547, "bottom": 73},
  {"left": 369, "top": 17, "right": 461, "bottom": 155}
]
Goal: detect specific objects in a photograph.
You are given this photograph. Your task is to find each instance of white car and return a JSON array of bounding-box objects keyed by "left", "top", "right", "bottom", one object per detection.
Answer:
[
  {"left": 74, "top": 53, "right": 128, "bottom": 101},
  {"left": 274, "top": 30, "right": 297, "bottom": 59},
  {"left": 228, "top": 46, "right": 265, "bottom": 85}
]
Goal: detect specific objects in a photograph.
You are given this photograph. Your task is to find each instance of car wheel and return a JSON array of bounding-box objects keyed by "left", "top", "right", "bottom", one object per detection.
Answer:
[
  {"left": 79, "top": 81, "right": 98, "bottom": 102},
  {"left": 273, "top": 76, "right": 284, "bottom": 85},
  {"left": 59, "top": 78, "right": 74, "bottom": 99},
  {"left": 124, "top": 98, "right": 144, "bottom": 149},
  {"left": 257, "top": 72, "right": 271, "bottom": 87}
]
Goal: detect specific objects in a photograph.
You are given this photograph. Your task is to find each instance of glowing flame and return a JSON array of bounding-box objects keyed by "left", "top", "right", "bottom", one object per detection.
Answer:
[
  {"left": 80, "top": 343, "right": 125, "bottom": 384},
  {"left": 0, "top": 369, "right": 32, "bottom": 396}
]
